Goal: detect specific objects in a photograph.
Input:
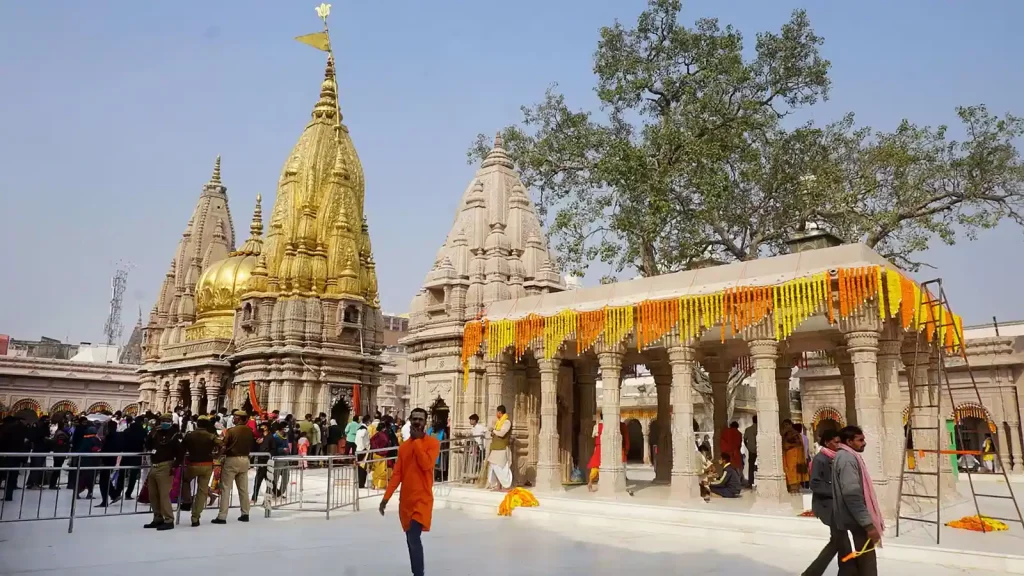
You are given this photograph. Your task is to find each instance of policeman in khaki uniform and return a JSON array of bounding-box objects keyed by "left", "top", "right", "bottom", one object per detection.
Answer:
[
  {"left": 214, "top": 410, "right": 255, "bottom": 524},
  {"left": 180, "top": 416, "right": 221, "bottom": 527},
  {"left": 144, "top": 414, "right": 182, "bottom": 531}
]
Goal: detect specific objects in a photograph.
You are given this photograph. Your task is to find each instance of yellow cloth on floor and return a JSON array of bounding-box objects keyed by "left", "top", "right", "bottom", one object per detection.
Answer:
[{"left": 498, "top": 487, "right": 539, "bottom": 517}]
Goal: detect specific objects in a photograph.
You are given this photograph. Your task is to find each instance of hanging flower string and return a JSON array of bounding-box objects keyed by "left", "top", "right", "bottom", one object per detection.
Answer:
[{"left": 461, "top": 266, "right": 963, "bottom": 362}]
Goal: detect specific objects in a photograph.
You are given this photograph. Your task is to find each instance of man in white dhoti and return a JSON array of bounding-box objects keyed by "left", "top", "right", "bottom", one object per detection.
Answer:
[{"left": 486, "top": 405, "right": 513, "bottom": 491}]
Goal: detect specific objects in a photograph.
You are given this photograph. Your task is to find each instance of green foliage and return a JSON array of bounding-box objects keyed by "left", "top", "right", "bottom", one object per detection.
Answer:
[{"left": 468, "top": 0, "right": 1024, "bottom": 276}]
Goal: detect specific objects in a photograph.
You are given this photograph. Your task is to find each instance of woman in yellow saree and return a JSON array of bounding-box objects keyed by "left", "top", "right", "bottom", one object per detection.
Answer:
[
  {"left": 781, "top": 419, "right": 808, "bottom": 493},
  {"left": 369, "top": 422, "right": 393, "bottom": 489}
]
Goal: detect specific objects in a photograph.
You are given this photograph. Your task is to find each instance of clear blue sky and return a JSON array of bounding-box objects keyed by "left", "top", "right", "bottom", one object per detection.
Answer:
[{"left": 1, "top": 0, "right": 1022, "bottom": 344}]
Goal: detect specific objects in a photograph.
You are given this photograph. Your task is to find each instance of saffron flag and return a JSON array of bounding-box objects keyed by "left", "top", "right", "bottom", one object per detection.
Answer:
[
  {"left": 295, "top": 31, "right": 331, "bottom": 51},
  {"left": 248, "top": 380, "right": 263, "bottom": 415}
]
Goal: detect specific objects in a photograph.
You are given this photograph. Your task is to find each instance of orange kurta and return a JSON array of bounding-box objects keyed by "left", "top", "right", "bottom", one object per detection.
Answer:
[{"left": 383, "top": 435, "right": 441, "bottom": 532}]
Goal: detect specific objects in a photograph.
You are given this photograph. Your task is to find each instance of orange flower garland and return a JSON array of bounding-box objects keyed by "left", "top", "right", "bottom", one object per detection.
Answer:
[{"left": 459, "top": 266, "right": 963, "bottom": 364}]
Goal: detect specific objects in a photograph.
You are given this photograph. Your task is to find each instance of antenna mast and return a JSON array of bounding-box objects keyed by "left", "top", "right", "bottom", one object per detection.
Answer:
[{"left": 103, "top": 262, "right": 133, "bottom": 346}]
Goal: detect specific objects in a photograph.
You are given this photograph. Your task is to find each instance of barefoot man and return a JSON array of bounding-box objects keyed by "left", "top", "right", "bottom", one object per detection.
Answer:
[{"left": 379, "top": 407, "right": 440, "bottom": 576}]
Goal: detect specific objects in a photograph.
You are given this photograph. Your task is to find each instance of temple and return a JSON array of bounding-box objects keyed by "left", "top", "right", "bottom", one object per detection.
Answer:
[
  {"left": 136, "top": 55, "right": 384, "bottom": 421},
  {"left": 403, "top": 133, "right": 565, "bottom": 458}
]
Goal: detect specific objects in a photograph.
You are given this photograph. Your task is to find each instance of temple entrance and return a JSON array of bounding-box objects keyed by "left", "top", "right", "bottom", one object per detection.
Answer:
[
  {"left": 331, "top": 397, "right": 351, "bottom": 427},
  {"left": 625, "top": 419, "right": 644, "bottom": 463},
  {"left": 815, "top": 418, "right": 841, "bottom": 439},
  {"left": 954, "top": 416, "right": 989, "bottom": 453}
]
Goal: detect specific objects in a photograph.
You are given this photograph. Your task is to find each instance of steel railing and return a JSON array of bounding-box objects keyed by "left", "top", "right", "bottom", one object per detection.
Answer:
[{"left": 0, "top": 437, "right": 485, "bottom": 533}]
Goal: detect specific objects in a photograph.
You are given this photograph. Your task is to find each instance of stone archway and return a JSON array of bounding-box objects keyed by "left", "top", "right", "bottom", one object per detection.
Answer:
[
  {"left": 10, "top": 398, "right": 42, "bottom": 422},
  {"left": 49, "top": 400, "right": 80, "bottom": 421},
  {"left": 811, "top": 406, "right": 845, "bottom": 440},
  {"left": 331, "top": 397, "right": 351, "bottom": 427},
  {"left": 87, "top": 401, "right": 114, "bottom": 414},
  {"left": 625, "top": 418, "right": 644, "bottom": 463}
]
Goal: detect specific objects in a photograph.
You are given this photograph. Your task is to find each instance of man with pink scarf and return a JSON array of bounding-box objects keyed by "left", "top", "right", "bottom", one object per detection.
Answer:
[{"left": 831, "top": 426, "right": 883, "bottom": 576}]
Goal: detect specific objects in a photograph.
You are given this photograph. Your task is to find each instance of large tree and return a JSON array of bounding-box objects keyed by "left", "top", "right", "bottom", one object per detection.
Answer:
[{"left": 470, "top": 0, "right": 1024, "bottom": 277}]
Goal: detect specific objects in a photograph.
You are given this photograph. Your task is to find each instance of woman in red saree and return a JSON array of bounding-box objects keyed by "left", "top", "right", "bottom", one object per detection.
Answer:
[{"left": 587, "top": 414, "right": 630, "bottom": 492}]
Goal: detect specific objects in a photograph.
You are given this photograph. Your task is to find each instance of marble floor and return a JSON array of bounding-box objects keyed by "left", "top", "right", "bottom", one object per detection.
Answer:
[{"left": 0, "top": 507, "right": 994, "bottom": 575}]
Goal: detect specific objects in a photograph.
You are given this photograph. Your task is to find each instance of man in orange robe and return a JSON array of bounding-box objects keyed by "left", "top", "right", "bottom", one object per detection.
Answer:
[
  {"left": 380, "top": 407, "right": 440, "bottom": 576},
  {"left": 721, "top": 421, "right": 744, "bottom": 473}
]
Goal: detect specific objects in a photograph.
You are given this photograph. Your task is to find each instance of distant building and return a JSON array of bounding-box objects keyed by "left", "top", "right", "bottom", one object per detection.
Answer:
[
  {"left": 5, "top": 336, "right": 79, "bottom": 360},
  {"left": 378, "top": 313, "right": 410, "bottom": 417}
]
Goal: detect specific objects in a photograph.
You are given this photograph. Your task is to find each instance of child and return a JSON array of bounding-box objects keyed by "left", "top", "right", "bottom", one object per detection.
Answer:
[{"left": 298, "top": 432, "right": 310, "bottom": 469}]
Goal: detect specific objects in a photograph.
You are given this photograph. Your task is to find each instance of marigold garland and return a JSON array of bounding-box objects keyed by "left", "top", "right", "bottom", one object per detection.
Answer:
[
  {"left": 945, "top": 515, "right": 1008, "bottom": 532},
  {"left": 460, "top": 266, "right": 963, "bottom": 364}
]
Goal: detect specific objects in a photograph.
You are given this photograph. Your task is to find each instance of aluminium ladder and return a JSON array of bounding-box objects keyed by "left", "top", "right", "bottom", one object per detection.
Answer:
[{"left": 895, "top": 278, "right": 1024, "bottom": 544}]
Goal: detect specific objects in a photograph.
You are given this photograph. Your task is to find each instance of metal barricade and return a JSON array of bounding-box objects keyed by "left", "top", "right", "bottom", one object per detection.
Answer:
[
  {"left": 262, "top": 454, "right": 359, "bottom": 518},
  {"left": 0, "top": 451, "right": 273, "bottom": 533}
]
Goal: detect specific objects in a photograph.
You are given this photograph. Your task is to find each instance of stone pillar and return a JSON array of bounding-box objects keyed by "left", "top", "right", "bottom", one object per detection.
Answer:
[
  {"left": 576, "top": 361, "right": 598, "bottom": 477},
  {"left": 998, "top": 368, "right": 1023, "bottom": 473},
  {"left": 486, "top": 359, "right": 507, "bottom": 419},
  {"left": 279, "top": 381, "right": 295, "bottom": 416},
  {"left": 750, "top": 339, "right": 787, "bottom": 504},
  {"left": 836, "top": 347, "right": 857, "bottom": 427},
  {"left": 775, "top": 357, "right": 793, "bottom": 425},
  {"left": 535, "top": 357, "right": 561, "bottom": 490},
  {"left": 702, "top": 356, "right": 729, "bottom": 465},
  {"left": 597, "top": 350, "right": 626, "bottom": 494},
  {"left": 652, "top": 364, "right": 673, "bottom": 483},
  {"left": 845, "top": 330, "right": 889, "bottom": 511},
  {"left": 156, "top": 382, "right": 169, "bottom": 413},
  {"left": 902, "top": 336, "right": 939, "bottom": 502},
  {"left": 168, "top": 380, "right": 182, "bottom": 411},
  {"left": 205, "top": 375, "right": 221, "bottom": 414},
  {"left": 668, "top": 345, "right": 699, "bottom": 500},
  {"left": 878, "top": 338, "right": 905, "bottom": 492},
  {"left": 642, "top": 418, "right": 652, "bottom": 465}
]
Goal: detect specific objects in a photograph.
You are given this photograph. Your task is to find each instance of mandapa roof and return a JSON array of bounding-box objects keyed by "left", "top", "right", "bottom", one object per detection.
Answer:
[{"left": 481, "top": 243, "right": 898, "bottom": 321}]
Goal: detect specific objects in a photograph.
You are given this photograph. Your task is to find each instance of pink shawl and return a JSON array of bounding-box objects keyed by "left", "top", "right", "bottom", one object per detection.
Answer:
[
  {"left": 839, "top": 443, "right": 885, "bottom": 542},
  {"left": 808, "top": 447, "right": 836, "bottom": 475}
]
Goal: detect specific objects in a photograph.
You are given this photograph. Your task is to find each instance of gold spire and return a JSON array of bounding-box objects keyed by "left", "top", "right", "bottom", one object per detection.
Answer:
[
  {"left": 232, "top": 195, "right": 264, "bottom": 256},
  {"left": 312, "top": 56, "right": 340, "bottom": 122}
]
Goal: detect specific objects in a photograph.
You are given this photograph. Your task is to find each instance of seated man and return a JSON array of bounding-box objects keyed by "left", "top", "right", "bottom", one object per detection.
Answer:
[{"left": 708, "top": 453, "right": 742, "bottom": 498}]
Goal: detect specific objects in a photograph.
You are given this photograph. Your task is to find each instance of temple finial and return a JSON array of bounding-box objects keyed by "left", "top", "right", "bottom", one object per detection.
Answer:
[
  {"left": 210, "top": 155, "right": 222, "bottom": 185},
  {"left": 482, "top": 130, "right": 514, "bottom": 169},
  {"left": 250, "top": 194, "right": 263, "bottom": 238}
]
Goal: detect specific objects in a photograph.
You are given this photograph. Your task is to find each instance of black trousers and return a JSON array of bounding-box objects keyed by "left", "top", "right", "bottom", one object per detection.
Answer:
[
  {"left": 836, "top": 525, "right": 878, "bottom": 576},
  {"left": 405, "top": 519, "right": 424, "bottom": 576},
  {"left": 252, "top": 466, "right": 268, "bottom": 501},
  {"left": 747, "top": 452, "right": 757, "bottom": 486},
  {"left": 49, "top": 456, "right": 65, "bottom": 489},
  {"left": 802, "top": 525, "right": 841, "bottom": 576}
]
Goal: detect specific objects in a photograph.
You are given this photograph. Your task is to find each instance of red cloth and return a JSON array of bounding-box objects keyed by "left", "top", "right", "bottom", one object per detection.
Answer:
[
  {"left": 383, "top": 435, "right": 440, "bottom": 532},
  {"left": 587, "top": 423, "right": 603, "bottom": 469},
  {"left": 721, "top": 427, "right": 743, "bottom": 471}
]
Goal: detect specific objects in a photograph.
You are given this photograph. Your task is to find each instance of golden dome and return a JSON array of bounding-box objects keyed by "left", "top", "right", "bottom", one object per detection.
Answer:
[{"left": 186, "top": 196, "right": 264, "bottom": 341}]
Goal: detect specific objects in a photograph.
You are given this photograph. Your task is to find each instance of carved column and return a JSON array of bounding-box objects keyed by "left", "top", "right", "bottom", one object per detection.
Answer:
[
  {"left": 702, "top": 355, "right": 730, "bottom": 465},
  {"left": 205, "top": 374, "right": 221, "bottom": 413},
  {"left": 486, "top": 358, "right": 507, "bottom": 420},
  {"left": 846, "top": 330, "right": 889, "bottom": 511},
  {"left": 156, "top": 382, "right": 169, "bottom": 414},
  {"left": 597, "top": 350, "right": 626, "bottom": 494},
  {"left": 642, "top": 418, "right": 652, "bottom": 465},
  {"left": 836, "top": 347, "right": 857, "bottom": 427},
  {"left": 168, "top": 380, "right": 182, "bottom": 411},
  {"left": 576, "top": 361, "right": 598, "bottom": 477},
  {"left": 878, "top": 337, "right": 905, "bottom": 493},
  {"left": 535, "top": 357, "right": 561, "bottom": 490},
  {"left": 775, "top": 356, "right": 793, "bottom": 425},
  {"left": 998, "top": 367, "right": 1023, "bottom": 473},
  {"left": 750, "top": 339, "right": 787, "bottom": 504},
  {"left": 668, "top": 345, "right": 699, "bottom": 500},
  {"left": 651, "top": 362, "right": 673, "bottom": 483}
]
